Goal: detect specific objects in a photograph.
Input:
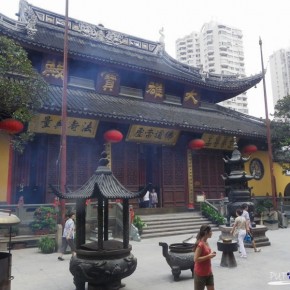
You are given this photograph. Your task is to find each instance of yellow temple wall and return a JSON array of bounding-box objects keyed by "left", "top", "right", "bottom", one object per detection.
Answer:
[
  {"left": 0, "top": 134, "right": 10, "bottom": 202},
  {"left": 246, "top": 151, "right": 290, "bottom": 196}
]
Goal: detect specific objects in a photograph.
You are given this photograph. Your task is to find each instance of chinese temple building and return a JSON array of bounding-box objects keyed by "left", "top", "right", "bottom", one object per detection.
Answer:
[{"left": 1, "top": 1, "right": 285, "bottom": 207}]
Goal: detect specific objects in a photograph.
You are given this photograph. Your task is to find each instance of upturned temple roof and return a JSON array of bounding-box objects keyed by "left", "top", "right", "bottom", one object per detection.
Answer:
[
  {"left": 41, "top": 85, "right": 266, "bottom": 138},
  {"left": 50, "top": 151, "right": 149, "bottom": 200},
  {"left": 0, "top": 0, "right": 263, "bottom": 102}
]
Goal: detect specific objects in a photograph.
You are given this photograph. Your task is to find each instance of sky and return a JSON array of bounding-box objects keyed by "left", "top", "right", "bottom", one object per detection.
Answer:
[{"left": 1, "top": 0, "right": 290, "bottom": 118}]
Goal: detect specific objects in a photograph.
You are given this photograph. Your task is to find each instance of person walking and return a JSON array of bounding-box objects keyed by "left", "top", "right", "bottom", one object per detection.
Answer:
[
  {"left": 58, "top": 212, "right": 76, "bottom": 261},
  {"left": 231, "top": 208, "right": 248, "bottom": 258},
  {"left": 242, "top": 203, "right": 261, "bottom": 252},
  {"left": 194, "top": 225, "right": 216, "bottom": 290}
]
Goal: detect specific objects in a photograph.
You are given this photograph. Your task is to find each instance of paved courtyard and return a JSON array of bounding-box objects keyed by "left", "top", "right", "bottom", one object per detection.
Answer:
[{"left": 9, "top": 227, "right": 290, "bottom": 290}]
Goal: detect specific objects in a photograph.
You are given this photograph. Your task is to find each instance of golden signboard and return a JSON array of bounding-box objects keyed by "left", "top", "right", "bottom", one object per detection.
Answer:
[
  {"left": 145, "top": 82, "right": 164, "bottom": 99},
  {"left": 126, "top": 125, "right": 179, "bottom": 145},
  {"left": 28, "top": 114, "right": 98, "bottom": 138},
  {"left": 42, "top": 59, "right": 64, "bottom": 80},
  {"left": 183, "top": 88, "right": 200, "bottom": 109},
  {"left": 144, "top": 80, "right": 165, "bottom": 102},
  {"left": 96, "top": 71, "right": 120, "bottom": 96},
  {"left": 41, "top": 56, "right": 64, "bottom": 86},
  {"left": 202, "top": 133, "right": 238, "bottom": 150}
]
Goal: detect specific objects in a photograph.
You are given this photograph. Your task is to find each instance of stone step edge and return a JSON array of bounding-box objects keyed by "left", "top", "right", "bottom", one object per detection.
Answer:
[
  {"left": 141, "top": 214, "right": 204, "bottom": 218},
  {"left": 144, "top": 219, "right": 208, "bottom": 225},
  {"left": 144, "top": 221, "right": 210, "bottom": 229},
  {"left": 140, "top": 216, "right": 206, "bottom": 221},
  {"left": 143, "top": 225, "right": 216, "bottom": 234},
  {"left": 141, "top": 227, "right": 220, "bottom": 239}
]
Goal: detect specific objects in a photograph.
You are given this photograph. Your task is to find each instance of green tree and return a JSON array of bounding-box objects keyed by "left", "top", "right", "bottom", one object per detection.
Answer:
[
  {"left": 271, "top": 95, "right": 290, "bottom": 172},
  {"left": 0, "top": 36, "right": 48, "bottom": 152}
]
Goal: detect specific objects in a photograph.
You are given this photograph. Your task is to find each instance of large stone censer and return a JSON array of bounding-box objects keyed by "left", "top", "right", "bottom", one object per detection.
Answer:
[
  {"left": 159, "top": 242, "right": 194, "bottom": 281},
  {"left": 51, "top": 150, "right": 148, "bottom": 290}
]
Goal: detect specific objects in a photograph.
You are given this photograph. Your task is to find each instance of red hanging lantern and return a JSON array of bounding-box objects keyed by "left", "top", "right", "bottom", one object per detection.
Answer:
[
  {"left": 243, "top": 144, "right": 257, "bottom": 154},
  {"left": 104, "top": 129, "right": 123, "bottom": 143},
  {"left": 188, "top": 139, "right": 205, "bottom": 150},
  {"left": 0, "top": 118, "right": 24, "bottom": 134}
]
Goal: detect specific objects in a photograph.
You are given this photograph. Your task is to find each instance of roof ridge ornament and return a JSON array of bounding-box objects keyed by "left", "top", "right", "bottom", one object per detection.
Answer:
[
  {"left": 19, "top": 0, "right": 37, "bottom": 38},
  {"left": 159, "top": 27, "right": 165, "bottom": 44},
  {"left": 155, "top": 27, "right": 165, "bottom": 56},
  {"left": 19, "top": 1, "right": 159, "bottom": 54}
]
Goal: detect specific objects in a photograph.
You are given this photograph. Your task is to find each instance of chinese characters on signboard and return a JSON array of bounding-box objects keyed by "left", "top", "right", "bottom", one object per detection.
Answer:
[
  {"left": 28, "top": 114, "right": 98, "bottom": 138},
  {"left": 183, "top": 88, "right": 200, "bottom": 109},
  {"left": 126, "top": 125, "right": 179, "bottom": 145},
  {"left": 41, "top": 57, "right": 64, "bottom": 85},
  {"left": 96, "top": 71, "right": 120, "bottom": 96},
  {"left": 202, "top": 133, "right": 238, "bottom": 150},
  {"left": 144, "top": 80, "right": 164, "bottom": 102}
]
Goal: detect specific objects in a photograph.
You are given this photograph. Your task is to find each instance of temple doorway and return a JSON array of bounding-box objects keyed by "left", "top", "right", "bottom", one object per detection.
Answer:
[{"left": 141, "top": 144, "right": 161, "bottom": 207}]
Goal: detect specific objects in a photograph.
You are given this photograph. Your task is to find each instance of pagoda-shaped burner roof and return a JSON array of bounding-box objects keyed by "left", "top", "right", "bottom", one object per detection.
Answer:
[
  {"left": 51, "top": 152, "right": 148, "bottom": 200},
  {"left": 223, "top": 139, "right": 251, "bottom": 164},
  {"left": 221, "top": 172, "right": 254, "bottom": 182}
]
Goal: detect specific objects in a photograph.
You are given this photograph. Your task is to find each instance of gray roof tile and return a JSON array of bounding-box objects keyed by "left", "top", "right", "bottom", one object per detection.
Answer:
[{"left": 42, "top": 85, "right": 266, "bottom": 138}]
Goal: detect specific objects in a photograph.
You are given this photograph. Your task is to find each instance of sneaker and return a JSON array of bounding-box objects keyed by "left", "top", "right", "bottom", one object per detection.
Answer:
[
  {"left": 255, "top": 248, "right": 261, "bottom": 252},
  {"left": 240, "top": 255, "right": 247, "bottom": 258},
  {"left": 58, "top": 257, "right": 64, "bottom": 261}
]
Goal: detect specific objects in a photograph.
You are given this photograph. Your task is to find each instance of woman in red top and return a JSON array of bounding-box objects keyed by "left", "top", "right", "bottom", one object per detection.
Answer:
[{"left": 194, "top": 225, "right": 216, "bottom": 290}]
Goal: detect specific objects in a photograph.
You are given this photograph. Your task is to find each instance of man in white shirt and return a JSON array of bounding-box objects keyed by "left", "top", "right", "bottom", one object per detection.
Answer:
[
  {"left": 58, "top": 212, "right": 76, "bottom": 260},
  {"left": 143, "top": 191, "right": 150, "bottom": 208}
]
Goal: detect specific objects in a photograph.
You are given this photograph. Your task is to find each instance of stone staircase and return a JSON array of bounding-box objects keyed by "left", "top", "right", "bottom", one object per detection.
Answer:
[{"left": 138, "top": 211, "right": 219, "bottom": 239}]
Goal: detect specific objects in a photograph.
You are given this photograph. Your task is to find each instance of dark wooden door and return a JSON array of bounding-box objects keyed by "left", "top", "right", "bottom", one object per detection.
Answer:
[
  {"left": 161, "top": 145, "right": 187, "bottom": 208},
  {"left": 112, "top": 142, "right": 140, "bottom": 192},
  {"left": 192, "top": 149, "right": 225, "bottom": 199}
]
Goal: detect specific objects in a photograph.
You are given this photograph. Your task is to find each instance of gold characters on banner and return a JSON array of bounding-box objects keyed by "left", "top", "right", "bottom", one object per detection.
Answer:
[
  {"left": 202, "top": 133, "right": 238, "bottom": 150},
  {"left": 146, "top": 82, "right": 164, "bottom": 98},
  {"left": 42, "top": 60, "right": 64, "bottom": 79},
  {"left": 28, "top": 114, "right": 98, "bottom": 138},
  {"left": 127, "top": 125, "right": 179, "bottom": 145}
]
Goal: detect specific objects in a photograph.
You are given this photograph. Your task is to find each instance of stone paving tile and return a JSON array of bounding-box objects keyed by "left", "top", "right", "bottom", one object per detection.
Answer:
[{"left": 8, "top": 227, "right": 290, "bottom": 290}]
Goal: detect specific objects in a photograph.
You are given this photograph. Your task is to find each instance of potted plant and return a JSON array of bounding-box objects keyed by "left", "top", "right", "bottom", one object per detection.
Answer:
[
  {"left": 213, "top": 213, "right": 226, "bottom": 226},
  {"left": 38, "top": 236, "right": 56, "bottom": 254},
  {"left": 30, "top": 207, "right": 57, "bottom": 235},
  {"left": 133, "top": 215, "right": 147, "bottom": 235},
  {"left": 201, "top": 202, "right": 209, "bottom": 217}
]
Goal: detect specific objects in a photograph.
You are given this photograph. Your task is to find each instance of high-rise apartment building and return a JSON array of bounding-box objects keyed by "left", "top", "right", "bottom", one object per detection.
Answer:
[
  {"left": 176, "top": 21, "right": 248, "bottom": 114},
  {"left": 269, "top": 49, "right": 290, "bottom": 108}
]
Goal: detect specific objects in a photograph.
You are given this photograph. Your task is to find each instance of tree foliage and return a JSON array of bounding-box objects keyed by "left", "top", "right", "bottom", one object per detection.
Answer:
[
  {"left": 271, "top": 95, "right": 290, "bottom": 172},
  {"left": 0, "top": 36, "right": 48, "bottom": 152}
]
